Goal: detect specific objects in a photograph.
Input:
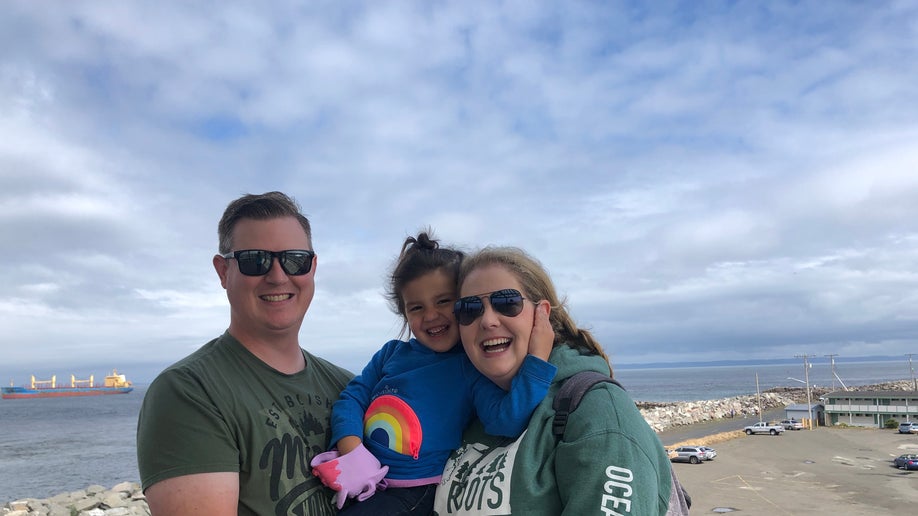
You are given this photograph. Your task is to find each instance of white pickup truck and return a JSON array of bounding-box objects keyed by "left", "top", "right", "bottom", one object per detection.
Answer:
[{"left": 744, "top": 421, "right": 786, "bottom": 435}]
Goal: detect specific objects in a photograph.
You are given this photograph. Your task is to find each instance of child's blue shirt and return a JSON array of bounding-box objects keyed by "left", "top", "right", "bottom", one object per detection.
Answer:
[{"left": 329, "top": 338, "right": 557, "bottom": 481}]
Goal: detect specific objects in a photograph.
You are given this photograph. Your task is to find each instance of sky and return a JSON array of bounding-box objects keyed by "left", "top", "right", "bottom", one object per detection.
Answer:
[{"left": 2, "top": 1, "right": 918, "bottom": 385}]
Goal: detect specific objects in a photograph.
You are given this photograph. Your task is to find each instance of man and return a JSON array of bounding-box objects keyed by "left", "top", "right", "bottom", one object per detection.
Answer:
[{"left": 137, "top": 192, "right": 353, "bottom": 515}]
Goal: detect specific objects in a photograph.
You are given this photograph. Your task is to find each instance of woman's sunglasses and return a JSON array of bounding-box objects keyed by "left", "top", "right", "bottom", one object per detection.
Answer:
[
  {"left": 221, "top": 249, "right": 316, "bottom": 276},
  {"left": 453, "top": 288, "right": 528, "bottom": 326}
]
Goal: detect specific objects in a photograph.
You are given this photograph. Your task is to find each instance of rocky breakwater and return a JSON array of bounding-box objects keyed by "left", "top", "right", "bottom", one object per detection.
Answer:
[
  {"left": 2, "top": 482, "right": 149, "bottom": 516},
  {"left": 637, "top": 379, "right": 916, "bottom": 433},
  {"left": 638, "top": 391, "right": 796, "bottom": 432}
]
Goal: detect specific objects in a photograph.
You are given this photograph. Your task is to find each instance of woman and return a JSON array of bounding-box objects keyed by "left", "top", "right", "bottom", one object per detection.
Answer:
[{"left": 432, "top": 246, "right": 690, "bottom": 515}]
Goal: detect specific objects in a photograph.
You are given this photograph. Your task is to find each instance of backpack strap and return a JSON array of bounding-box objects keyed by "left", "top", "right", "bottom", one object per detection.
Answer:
[
  {"left": 551, "top": 370, "right": 624, "bottom": 438},
  {"left": 551, "top": 370, "right": 693, "bottom": 512}
]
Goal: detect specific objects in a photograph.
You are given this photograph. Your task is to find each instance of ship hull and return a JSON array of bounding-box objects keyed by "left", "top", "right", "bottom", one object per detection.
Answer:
[{"left": 1, "top": 387, "right": 133, "bottom": 399}]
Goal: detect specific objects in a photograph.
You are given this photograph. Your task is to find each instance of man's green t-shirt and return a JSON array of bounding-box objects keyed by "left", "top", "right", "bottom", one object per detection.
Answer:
[{"left": 137, "top": 332, "right": 353, "bottom": 516}]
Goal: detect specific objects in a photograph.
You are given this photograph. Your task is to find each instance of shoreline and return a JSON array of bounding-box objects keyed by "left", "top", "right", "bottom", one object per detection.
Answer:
[
  {"left": 4, "top": 380, "right": 914, "bottom": 513},
  {"left": 639, "top": 379, "right": 915, "bottom": 433},
  {"left": 3, "top": 482, "right": 148, "bottom": 516}
]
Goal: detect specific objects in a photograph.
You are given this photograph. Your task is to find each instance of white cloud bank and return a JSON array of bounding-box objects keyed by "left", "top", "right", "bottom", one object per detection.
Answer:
[{"left": 1, "top": 1, "right": 917, "bottom": 382}]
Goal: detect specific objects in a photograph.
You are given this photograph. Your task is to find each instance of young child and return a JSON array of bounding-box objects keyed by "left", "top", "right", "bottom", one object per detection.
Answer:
[{"left": 311, "top": 231, "right": 557, "bottom": 515}]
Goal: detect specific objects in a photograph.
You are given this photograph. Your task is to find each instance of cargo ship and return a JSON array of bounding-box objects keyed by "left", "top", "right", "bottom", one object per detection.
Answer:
[{"left": 1, "top": 369, "right": 133, "bottom": 399}]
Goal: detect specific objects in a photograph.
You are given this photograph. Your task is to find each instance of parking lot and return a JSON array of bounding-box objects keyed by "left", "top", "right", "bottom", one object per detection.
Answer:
[{"left": 671, "top": 427, "right": 918, "bottom": 515}]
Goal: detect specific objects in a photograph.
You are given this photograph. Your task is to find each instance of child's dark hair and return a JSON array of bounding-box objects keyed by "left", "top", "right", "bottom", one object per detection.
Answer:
[{"left": 386, "top": 229, "right": 464, "bottom": 337}]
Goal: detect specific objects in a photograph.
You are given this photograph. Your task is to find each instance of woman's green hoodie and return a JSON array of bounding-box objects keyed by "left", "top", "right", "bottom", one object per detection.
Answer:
[{"left": 433, "top": 344, "right": 691, "bottom": 515}]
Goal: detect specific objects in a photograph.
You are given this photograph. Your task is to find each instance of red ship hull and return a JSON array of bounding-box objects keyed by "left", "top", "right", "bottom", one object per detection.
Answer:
[{"left": 1, "top": 387, "right": 133, "bottom": 399}]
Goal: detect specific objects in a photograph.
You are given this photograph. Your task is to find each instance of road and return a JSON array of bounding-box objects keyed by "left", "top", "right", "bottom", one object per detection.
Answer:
[{"left": 656, "top": 408, "right": 785, "bottom": 447}]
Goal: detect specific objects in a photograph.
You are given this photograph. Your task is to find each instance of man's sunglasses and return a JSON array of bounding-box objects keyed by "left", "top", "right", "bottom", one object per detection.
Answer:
[
  {"left": 221, "top": 249, "right": 316, "bottom": 276},
  {"left": 453, "top": 289, "right": 528, "bottom": 326}
]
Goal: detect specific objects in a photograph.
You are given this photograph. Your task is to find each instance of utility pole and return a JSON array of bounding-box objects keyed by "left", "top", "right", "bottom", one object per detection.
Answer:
[
  {"left": 908, "top": 354, "right": 917, "bottom": 391},
  {"left": 825, "top": 354, "right": 839, "bottom": 391},
  {"left": 906, "top": 354, "right": 916, "bottom": 424},
  {"left": 795, "top": 354, "right": 815, "bottom": 429}
]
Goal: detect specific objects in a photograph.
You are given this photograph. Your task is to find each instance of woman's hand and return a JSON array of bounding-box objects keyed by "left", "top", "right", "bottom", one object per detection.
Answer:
[{"left": 528, "top": 301, "right": 554, "bottom": 361}]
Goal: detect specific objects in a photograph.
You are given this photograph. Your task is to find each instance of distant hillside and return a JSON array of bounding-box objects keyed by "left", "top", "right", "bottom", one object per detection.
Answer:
[{"left": 616, "top": 355, "right": 904, "bottom": 370}]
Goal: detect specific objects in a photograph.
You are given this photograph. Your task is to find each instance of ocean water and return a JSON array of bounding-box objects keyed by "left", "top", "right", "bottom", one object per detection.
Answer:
[
  {"left": 615, "top": 359, "right": 914, "bottom": 402},
  {"left": 0, "top": 360, "right": 913, "bottom": 503},
  {"left": 0, "top": 387, "right": 145, "bottom": 503}
]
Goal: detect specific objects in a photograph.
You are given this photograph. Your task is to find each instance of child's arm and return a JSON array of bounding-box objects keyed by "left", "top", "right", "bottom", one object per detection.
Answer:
[
  {"left": 335, "top": 435, "right": 362, "bottom": 455},
  {"left": 312, "top": 342, "right": 400, "bottom": 509},
  {"left": 469, "top": 304, "right": 558, "bottom": 437},
  {"left": 328, "top": 340, "right": 400, "bottom": 452}
]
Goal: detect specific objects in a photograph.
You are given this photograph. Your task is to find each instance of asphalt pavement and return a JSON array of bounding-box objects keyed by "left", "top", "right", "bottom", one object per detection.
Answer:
[
  {"left": 656, "top": 408, "right": 785, "bottom": 447},
  {"left": 670, "top": 426, "right": 918, "bottom": 515}
]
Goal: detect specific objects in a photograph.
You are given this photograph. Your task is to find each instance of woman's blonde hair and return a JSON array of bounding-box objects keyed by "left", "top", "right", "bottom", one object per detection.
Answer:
[{"left": 457, "top": 246, "right": 612, "bottom": 375}]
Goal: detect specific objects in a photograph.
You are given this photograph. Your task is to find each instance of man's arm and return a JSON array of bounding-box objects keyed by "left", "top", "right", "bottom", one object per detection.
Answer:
[
  {"left": 138, "top": 364, "right": 243, "bottom": 514},
  {"left": 145, "top": 472, "right": 239, "bottom": 516}
]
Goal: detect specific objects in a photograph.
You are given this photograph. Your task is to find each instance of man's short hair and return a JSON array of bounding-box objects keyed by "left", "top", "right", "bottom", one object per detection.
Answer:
[{"left": 218, "top": 191, "right": 312, "bottom": 254}]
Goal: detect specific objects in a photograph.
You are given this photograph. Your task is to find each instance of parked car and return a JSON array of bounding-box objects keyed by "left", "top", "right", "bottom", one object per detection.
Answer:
[
  {"left": 744, "top": 421, "right": 785, "bottom": 435},
  {"left": 669, "top": 446, "right": 707, "bottom": 464},
  {"left": 697, "top": 446, "right": 717, "bottom": 460},
  {"left": 780, "top": 419, "right": 804, "bottom": 430},
  {"left": 893, "top": 454, "right": 918, "bottom": 470},
  {"left": 898, "top": 421, "right": 918, "bottom": 434}
]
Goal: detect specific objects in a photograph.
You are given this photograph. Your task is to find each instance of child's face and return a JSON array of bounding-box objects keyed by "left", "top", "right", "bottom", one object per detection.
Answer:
[{"left": 401, "top": 269, "right": 460, "bottom": 352}]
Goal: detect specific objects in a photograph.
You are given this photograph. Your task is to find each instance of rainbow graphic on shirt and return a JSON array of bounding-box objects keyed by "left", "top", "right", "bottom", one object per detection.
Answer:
[{"left": 364, "top": 394, "right": 423, "bottom": 459}]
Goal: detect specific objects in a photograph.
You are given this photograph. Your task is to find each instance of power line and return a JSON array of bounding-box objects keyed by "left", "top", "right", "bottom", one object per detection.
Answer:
[{"left": 794, "top": 354, "right": 815, "bottom": 428}]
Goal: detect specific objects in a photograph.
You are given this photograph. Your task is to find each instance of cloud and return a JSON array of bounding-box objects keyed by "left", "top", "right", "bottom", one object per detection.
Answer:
[{"left": 1, "top": 1, "right": 918, "bottom": 382}]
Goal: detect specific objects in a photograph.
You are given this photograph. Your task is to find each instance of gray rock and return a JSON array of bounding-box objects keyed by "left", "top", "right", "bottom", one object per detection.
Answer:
[
  {"left": 48, "top": 505, "right": 74, "bottom": 516},
  {"left": 86, "top": 485, "right": 107, "bottom": 496},
  {"left": 49, "top": 492, "right": 73, "bottom": 504},
  {"left": 101, "top": 491, "right": 127, "bottom": 508},
  {"left": 70, "top": 494, "right": 101, "bottom": 512},
  {"left": 7, "top": 499, "right": 31, "bottom": 511},
  {"left": 111, "top": 482, "right": 137, "bottom": 494},
  {"left": 102, "top": 508, "right": 133, "bottom": 516}
]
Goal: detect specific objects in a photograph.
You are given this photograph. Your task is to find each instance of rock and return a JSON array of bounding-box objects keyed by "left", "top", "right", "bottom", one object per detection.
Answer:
[
  {"left": 86, "top": 485, "right": 107, "bottom": 495},
  {"left": 48, "top": 504, "right": 74, "bottom": 516},
  {"left": 49, "top": 492, "right": 73, "bottom": 504},
  {"left": 111, "top": 482, "right": 136, "bottom": 494},
  {"left": 635, "top": 380, "right": 914, "bottom": 432},
  {"left": 101, "top": 491, "right": 127, "bottom": 509},
  {"left": 637, "top": 391, "right": 797, "bottom": 432},
  {"left": 7, "top": 500, "right": 31, "bottom": 512},
  {"left": 101, "top": 508, "right": 132, "bottom": 516},
  {"left": 1, "top": 483, "right": 149, "bottom": 516},
  {"left": 71, "top": 494, "right": 101, "bottom": 512}
]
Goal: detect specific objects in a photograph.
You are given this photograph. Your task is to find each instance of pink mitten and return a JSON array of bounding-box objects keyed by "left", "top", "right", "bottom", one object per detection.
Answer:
[
  {"left": 310, "top": 444, "right": 389, "bottom": 509},
  {"left": 310, "top": 450, "right": 340, "bottom": 487}
]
